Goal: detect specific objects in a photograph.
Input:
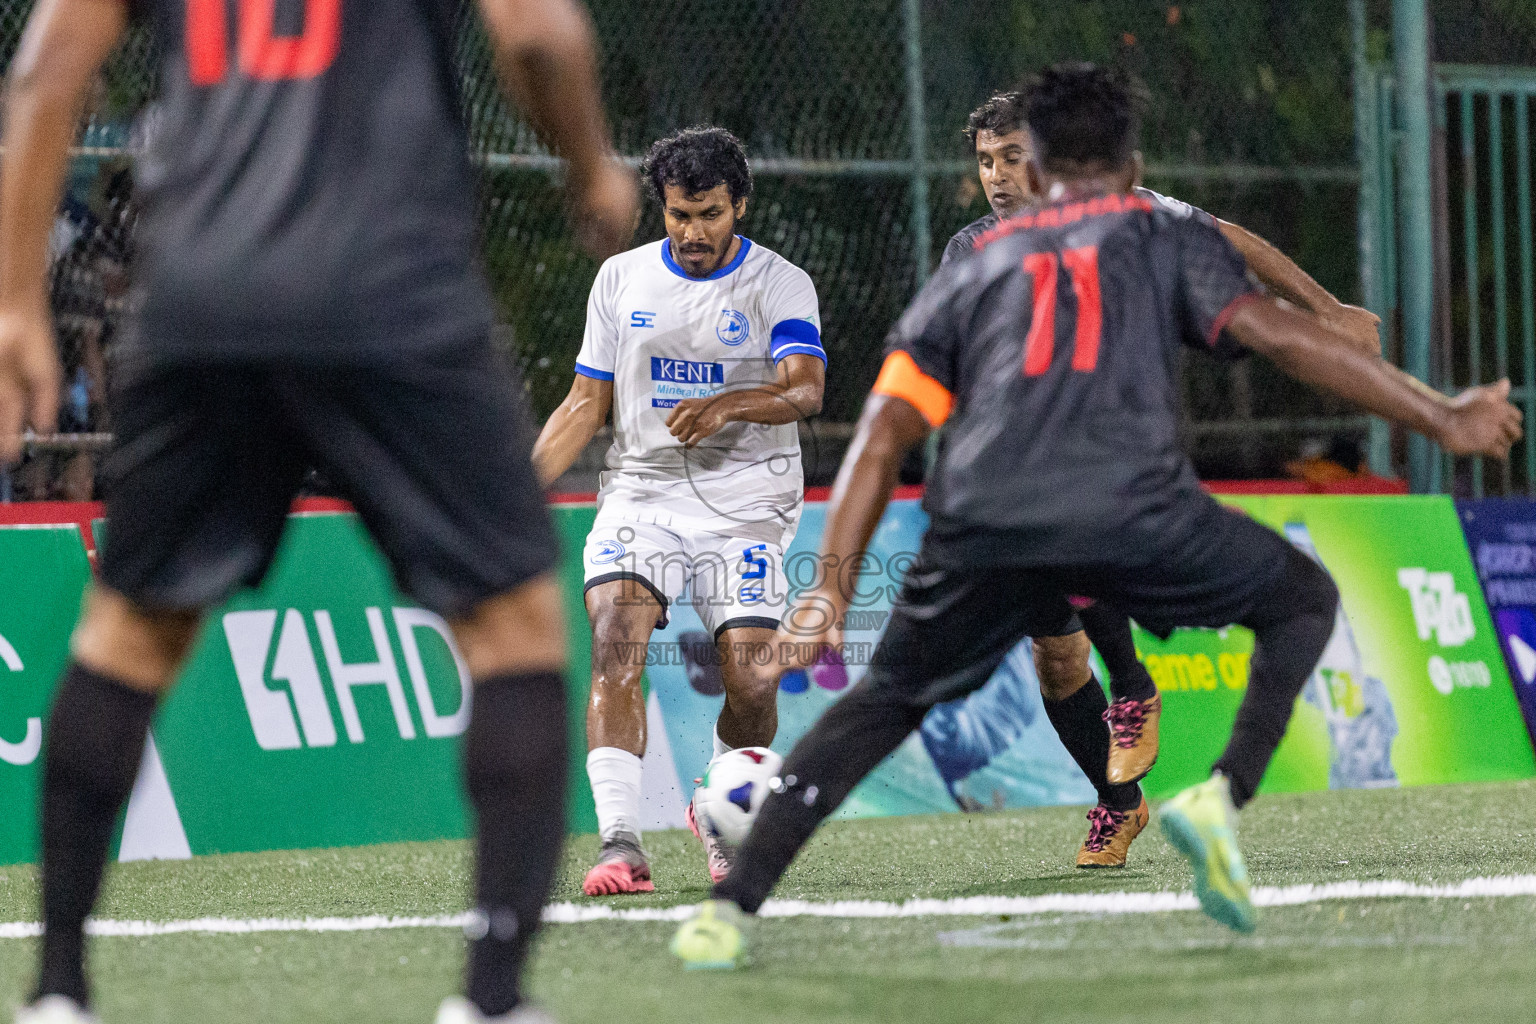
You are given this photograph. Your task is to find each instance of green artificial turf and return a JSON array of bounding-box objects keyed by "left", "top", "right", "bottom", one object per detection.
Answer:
[{"left": 2, "top": 780, "right": 1535, "bottom": 1023}]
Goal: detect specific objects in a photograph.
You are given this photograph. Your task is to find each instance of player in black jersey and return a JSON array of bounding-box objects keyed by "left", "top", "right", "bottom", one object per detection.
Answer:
[
  {"left": 672, "top": 63, "right": 1520, "bottom": 964},
  {"left": 0, "top": 0, "right": 636, "bottom": 1020},
  {"left": 950, "top": 89, "right": 1384, "bottom": 352},
  {"left": 936, "top": 89, "right": 1392, "bottom": 869}
]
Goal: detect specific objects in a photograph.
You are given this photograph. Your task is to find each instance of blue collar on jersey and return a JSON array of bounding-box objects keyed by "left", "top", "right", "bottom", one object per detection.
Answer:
[{"left": 661, "top": 236, "right": 752, "bottom": 281}]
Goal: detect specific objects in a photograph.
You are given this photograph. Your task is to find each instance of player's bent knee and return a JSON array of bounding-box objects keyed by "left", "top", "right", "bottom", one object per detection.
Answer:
[
  {"left": 587, "top": 598, "right": 661, "bottom": 680},
  {"left": 1291, "top": 551, "right": 1341, "bottom": 618},
  {"left": 1033, "top": 631, "right": 1092, "bottom": 701},
  {"left": 586, "top": 585, "right": 661, "bottom": 640},
  {"left": 717, "top": 630, "right": 781, "bottom": 705},
  {"left": 589, "top": 620, "right": 646, "bottom": 676},
  {"left": 1287, "top": 554, "right": 1340, "bottom": 657},
  {"left": 1254, "top": 547, "right": 1340, "bottom": 628},
  {"left": 724, "top": 661, "right": 780, "bottom": 711},
  {"left": 71, "top": 587, "right": 200, "bottom": 693},
  {"left": 452, "top": 574, "right": 567, "bottom": 680}
]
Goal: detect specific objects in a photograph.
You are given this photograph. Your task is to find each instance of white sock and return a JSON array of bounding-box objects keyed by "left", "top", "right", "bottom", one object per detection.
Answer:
[
  {"left": 586, "top": 747, "right": 643, "bottom": 842},
  {"left": 712, "top": 725, "right": 732, "bottom": 760}
]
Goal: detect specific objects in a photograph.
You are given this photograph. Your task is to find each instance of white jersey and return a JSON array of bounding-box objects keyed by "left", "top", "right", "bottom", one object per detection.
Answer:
[{"left": 575, "top": 236, "right": 824, "bottom": 546}]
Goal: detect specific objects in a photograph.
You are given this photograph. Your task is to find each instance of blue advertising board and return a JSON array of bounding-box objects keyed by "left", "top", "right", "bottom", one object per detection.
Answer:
[{"left": 1457, "top": 500, "right": 1536, "bottom": 746}]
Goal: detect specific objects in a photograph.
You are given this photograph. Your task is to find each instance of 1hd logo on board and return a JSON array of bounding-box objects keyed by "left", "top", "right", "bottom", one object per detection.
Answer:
[{"left": 223, "top": 608, "right": 472, "bottom": 751}]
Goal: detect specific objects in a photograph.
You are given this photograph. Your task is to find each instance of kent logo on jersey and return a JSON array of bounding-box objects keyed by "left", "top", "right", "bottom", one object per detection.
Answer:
[{"left": 651, "top": 357, "right": 725, "bottom": 408}]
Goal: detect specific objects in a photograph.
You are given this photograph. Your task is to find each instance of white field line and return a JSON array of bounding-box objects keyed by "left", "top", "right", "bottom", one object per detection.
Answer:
[{"left": 1, "top": 874, "right": 1535, "bottom": 940}]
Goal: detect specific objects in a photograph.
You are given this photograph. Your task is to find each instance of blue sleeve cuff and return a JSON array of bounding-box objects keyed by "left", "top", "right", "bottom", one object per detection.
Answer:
[
  {"left": 771, "top": 344, "right": 827, "bottom": 364},
  {"left": 770, "top": 319, "right": 826, "bottom": 365},
  {"left": 574, "top": 361, "right": 614, "bottom": 381}
]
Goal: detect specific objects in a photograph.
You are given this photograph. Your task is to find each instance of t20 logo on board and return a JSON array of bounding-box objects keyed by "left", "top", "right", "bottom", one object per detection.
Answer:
[
  {"left": 1397, "top": 568, "right": 1491, "bottom": 696},
  {"left": 1397, "top": 568, "right": 1476, "bottom": 647},
  {"left": 223, "top": 607, "right": 471, "bottom": 751}
]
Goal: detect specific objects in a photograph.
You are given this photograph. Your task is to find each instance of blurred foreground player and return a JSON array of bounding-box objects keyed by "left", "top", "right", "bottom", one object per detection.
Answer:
[
  {"left": 672, "top": 63, "right": 1520, "bottom": 965},
  {"left": 937, "top": 91, "right": 1389, "bottom": 864},
  {"left": 0, "top": 0, "right": 636, "bottom": 1020}
]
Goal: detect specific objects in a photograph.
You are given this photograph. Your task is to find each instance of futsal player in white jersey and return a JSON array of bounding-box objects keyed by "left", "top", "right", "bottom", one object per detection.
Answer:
[{"left": 533, "top": 127, "right": 826, "bottom": 894}]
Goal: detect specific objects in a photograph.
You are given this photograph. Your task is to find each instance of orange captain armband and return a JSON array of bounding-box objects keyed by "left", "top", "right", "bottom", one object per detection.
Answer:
[{"left": 872, "top": 350, "right": 953, "bottom": 428}]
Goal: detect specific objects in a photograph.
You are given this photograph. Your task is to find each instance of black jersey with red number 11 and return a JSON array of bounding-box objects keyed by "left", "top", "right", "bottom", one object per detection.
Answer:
[
  {"left": 126, "top": 0, "right": 493, "bottom": 359},
  {"left": 873, "top": 191, "right": 1263, "bottom": 568}
]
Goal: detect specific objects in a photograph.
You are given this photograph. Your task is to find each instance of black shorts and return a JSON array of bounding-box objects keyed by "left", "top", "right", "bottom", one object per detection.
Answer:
[
  {"left": 98, "top": 343, "right": 557, "bottom": 617},
  {"left": 865, "top": 498, "right": 1295, "bottom": 708}
]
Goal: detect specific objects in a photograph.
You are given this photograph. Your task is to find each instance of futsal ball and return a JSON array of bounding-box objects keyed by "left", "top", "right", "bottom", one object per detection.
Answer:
[{"left": 692, "top": 746, "right": 784, "bottom": 847}]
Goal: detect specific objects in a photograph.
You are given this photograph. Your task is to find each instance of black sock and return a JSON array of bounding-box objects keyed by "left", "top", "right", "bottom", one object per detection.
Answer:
[
  {"left": 1078, "top": 603, "right": 1157, "bottom": 703},
  {"left": 34, "top": 663, "right": 158, "bottom": 1007},
  {"left": 1042, "top": 676, "right": 1141, "bottom": 812},
  {"left": 714, "top": 681, "right": 925, "bottom": 914},
  {"left": 1213, "top": 549, "right": 1339, "bottom": 807},
  {"left": 463, "top": 671, "right": 568, "bottom": 1018}
]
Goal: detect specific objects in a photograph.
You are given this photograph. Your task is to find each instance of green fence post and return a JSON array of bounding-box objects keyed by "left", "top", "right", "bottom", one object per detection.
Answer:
[
  {"left": 1490, "top": 93, "right": 1510, "bottom": 492},
  {"left": 1517, "top": 97, "right": 1535, "bottom": 494},
  {"left": 902, "top": 0, "right": 931, "bottom": 287},
  {"left": 1354, "top": 1, "right": 1394, "bottom": 477},
  {"left": 1461, "top": 91, "right": 1483, "bottom": 497},
  {"left": 1380, "top": 76, "right": 1400, "bottom": 321},
  {"left": 1394, "top": 0, "right": 1438, "bottom": 492}
]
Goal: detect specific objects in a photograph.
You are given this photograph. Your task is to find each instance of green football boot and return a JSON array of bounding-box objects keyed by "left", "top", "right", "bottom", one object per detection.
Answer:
[
  {"left": 670, "top": 899, "right": 746, "bottom": 969},
  {"left": 1159, "top": 774, "right": 1256, "bottom": 933}
]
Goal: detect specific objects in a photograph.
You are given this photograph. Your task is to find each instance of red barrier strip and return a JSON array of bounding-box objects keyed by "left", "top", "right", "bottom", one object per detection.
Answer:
[
  {"left": 1204, "top": 478, "right": 1409, "bottom": 495},
  {"left": 0, "top": 478, "right": 1406, "bottom": 553},
  {"left": 0, "top": 501, "right": 105, "bottom": 559}
]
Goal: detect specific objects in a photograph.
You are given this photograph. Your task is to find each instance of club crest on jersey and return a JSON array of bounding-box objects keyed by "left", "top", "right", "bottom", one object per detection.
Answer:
[
  {"left": 590, "top": 539, "right": 626, "bottom": 564},
  {"left": 717, "top": 309, "right": 750, "bottom": 346}
]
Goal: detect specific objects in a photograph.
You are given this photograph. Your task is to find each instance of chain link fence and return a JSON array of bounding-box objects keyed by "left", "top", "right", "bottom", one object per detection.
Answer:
[{"left": 7, "top": 0, "right": 1401, "bottom": 496}]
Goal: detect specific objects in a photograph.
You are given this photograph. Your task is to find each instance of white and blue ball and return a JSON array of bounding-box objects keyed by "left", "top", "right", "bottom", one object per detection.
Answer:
[{"left": 692, "top": 746, "right": 784, "bottom": 847}]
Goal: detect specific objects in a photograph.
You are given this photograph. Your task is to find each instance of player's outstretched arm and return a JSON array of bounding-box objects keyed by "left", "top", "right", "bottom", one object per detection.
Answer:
[
  {"left": 1228, "top": 297, "right": 1523, "bottom": 459},
  {"left": 531, "top": 373, "right": 613, "bottom": 488},
  {"left": 0, "top": 0, "right": 125, "bottom": 462},
  {"left": 777, "top": 393, "right": 929, "bottom": 666},
  {"left": 476, "top": 0, "right": 637, "bottom": 260},
  {"left": 1217, "top": 219, "right": 1381, "bottom": 356},
  {"left": 666, "top": 354, "right": 825, "bottom": 447}
]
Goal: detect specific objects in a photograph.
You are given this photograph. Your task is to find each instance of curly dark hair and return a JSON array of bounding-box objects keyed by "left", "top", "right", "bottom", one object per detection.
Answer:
[
  {"left": 640, "top": 126, "right": 753, "bottom": 205},
  {"left": 1022, "top": 63, "right": 1145, "bottom": 171},
  {"left": 961, "top": 91, "right": 1027, "bottom": 151}
]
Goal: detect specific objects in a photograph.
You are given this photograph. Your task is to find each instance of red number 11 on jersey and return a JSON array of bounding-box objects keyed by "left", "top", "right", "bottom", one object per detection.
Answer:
[
  {"left": 187, "top": 0, "right": 341, "bottom": 86},
  {"left": 1022, "top": 246, "right": 1103, "bottom": 376}
]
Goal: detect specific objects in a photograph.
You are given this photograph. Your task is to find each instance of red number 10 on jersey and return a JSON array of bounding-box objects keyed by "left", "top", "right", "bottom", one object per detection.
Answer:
[{"left": 186, "top": 0, "right": 341, "bottom": 86}]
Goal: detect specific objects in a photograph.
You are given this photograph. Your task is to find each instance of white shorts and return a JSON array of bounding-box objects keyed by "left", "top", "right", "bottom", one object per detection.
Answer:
[{"left": 582, "top": 505, "right": 795, "bottom": 639}]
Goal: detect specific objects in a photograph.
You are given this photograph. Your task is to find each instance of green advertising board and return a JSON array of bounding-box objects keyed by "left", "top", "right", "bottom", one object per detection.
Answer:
[
  {"left": 0, "top": 509, "right": 603, "bottom": 865},
  {"left": 152, "top": 515, "right": 474, "bottom": 854},
  {"left": 1135, "top": 495, "right": 1535, "bottom": 799},
  {"left": 1, "top": 494, "right": 1531, "bottom": 865},
  {"left": 150, "top": 507, "right": 603, "bottom": 856},
  {"left": 0, "top": 526, "right": 93, "bottom": 865}
]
